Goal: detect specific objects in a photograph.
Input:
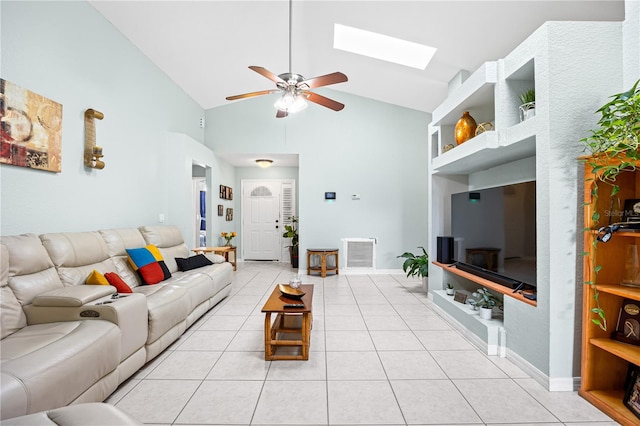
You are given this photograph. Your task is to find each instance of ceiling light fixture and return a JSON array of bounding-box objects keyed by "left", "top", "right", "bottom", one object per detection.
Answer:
[
  {"left": 256, "top": 159, "right": 274, "bottom": 168},
  {"left": 274, "top": 0, "right": 307, "bottom": 114},
  {"left": 333, "top": 24, "right": 437, "bottom": 70}
]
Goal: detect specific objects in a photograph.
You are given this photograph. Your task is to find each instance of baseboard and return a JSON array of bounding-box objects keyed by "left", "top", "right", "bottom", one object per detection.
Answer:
[
  {"left": 504, "top": 348, "right": 580, "bottom": 391},
  {"left": 340, "top": 268, "right": 405, "bottom": 275},
  {"left": 433, "top": 295, "right": 580, "bottom": 391}
]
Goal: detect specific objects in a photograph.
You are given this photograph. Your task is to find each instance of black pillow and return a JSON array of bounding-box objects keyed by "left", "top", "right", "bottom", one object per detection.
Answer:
[{"left": 175, "top": 254, "right": 213, "bottom": 271}]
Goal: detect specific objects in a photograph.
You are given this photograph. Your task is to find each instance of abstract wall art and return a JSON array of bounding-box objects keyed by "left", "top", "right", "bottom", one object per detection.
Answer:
[{"left": 1, "top": 79, "right": 62, "bottom": 172}]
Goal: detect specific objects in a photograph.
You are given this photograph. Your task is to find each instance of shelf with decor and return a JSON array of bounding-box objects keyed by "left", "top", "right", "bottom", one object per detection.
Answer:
[
  {"left": 431, "top": 289, "right": 505, "bottom": 356},
  {"left": 428, "top": 20, "right": 622, "bottom": 393},
  {"left": 580, "top": 155, "right": 640, "bottom": 426},
  {"left": 431, "top": 61, "right": 498, "bottom": 157},
  {"left": 430, "top": 59, "right": 537, "bottom": 175},
  {"left": 434, "top": 261, "right": 536, "bottom": 307}
]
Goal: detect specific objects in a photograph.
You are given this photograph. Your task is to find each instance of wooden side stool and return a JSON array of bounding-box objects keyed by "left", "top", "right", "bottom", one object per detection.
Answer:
[{"left": 307, "top": 249, "right": 339, "bottom": 278}]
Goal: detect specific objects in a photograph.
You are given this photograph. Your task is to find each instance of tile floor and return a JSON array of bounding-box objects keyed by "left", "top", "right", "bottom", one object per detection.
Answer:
[{"left": 106, "top": 261, "right": 617, "bottom": 425}]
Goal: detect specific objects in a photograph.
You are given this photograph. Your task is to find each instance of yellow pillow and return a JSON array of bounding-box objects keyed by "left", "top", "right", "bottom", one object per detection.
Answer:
[{"left": 86, "top": 270, "right": 109, "bottom": 285}]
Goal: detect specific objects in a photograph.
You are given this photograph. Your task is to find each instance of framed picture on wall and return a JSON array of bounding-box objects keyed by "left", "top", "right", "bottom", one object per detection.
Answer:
[
  {"left": 218, "top": 205, "right": 223, "bottom": 216},
  {"left": 226, "top": 208, "right": 233, "bottom": 221},
  {"left": 219, "top": 185, "right": 225, "bottom": 199}
]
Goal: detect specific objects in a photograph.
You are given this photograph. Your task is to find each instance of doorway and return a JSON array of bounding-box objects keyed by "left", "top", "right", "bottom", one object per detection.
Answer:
[{"left": 242, "top": 179, "right": 296, "bottom": 261}]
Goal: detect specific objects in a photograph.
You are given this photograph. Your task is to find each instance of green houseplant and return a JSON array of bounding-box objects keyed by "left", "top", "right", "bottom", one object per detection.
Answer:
[
  {"left": 282, "top": 216, "right": 299, "bottom": 268},
  {"left": 580, "top": 79, "right": 640, "bottom": 331},
  {"left": 519, "top": 89, "right": 536, "bottom": 122},
  {"left": 469, "top": 288, "right": 501, "bottom": 320},
  {"left": 397, "top": 246, "right": 429, "bottom": 291}
]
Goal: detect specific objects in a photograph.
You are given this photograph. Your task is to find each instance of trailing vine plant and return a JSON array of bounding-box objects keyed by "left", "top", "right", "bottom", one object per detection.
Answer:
[{"left": 580, "top": 79, "right": 640, "bottom": 331}]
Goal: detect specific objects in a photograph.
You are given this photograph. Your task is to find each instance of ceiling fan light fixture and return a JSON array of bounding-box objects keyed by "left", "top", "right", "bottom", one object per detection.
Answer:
[
  {"left": 255, "top": 159, "right": 274, "bottom": 168},
  {"left": 274, "top": 92, "right": 308, "bottom": 113}
]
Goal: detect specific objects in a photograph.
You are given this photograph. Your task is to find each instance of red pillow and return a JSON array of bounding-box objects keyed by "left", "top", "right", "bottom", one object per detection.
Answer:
[{"left": 104, "top": 272, "right": 133, "bottom": 294}]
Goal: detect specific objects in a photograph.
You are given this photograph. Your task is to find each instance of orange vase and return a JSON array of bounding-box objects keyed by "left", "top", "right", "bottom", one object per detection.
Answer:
[{"left": 455, "top": 111, "right": 477, "bottom": 145}]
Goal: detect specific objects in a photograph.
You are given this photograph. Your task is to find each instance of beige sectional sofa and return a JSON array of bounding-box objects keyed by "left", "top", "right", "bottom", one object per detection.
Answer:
[{"left": 0, "top": 225, "right": 232, "bottom": 421}]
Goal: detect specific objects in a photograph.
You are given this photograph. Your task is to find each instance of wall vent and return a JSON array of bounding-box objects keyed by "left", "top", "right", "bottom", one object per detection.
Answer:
[{"left": 342, "top": 238, "right": 376, "bottom": 270}]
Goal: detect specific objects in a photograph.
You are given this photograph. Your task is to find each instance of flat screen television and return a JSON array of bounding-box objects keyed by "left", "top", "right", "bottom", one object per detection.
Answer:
[{"left": 451, "top": 181, "right": 536, "bottom": 289}]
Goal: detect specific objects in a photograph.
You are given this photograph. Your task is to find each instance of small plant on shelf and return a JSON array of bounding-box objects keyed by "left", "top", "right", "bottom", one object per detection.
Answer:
[
  {"left": 580, "top": 79, "right": 640, "bottom": 331},
  {"left": 519, "top": 89, "right": 535, "bottom": 105},
  {"left": 446, "top": 283, "right": 455, "bottom": 296},
  {"left": 469, "top": 288, "right": 500, "bottom": 310},
  {"left": 518, "top": 89, "right": 536, "bottom": 121}
]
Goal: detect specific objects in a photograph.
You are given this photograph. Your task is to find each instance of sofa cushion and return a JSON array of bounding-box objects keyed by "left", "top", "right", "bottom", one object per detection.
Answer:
[
  {"left": 39, "top": 232, "right": 117, "bottom": 287},
  {"left": 2, "top": 402, "right": 143, "bottom": 425},
  {"left": 85, "top": 270, "right": 109, "bottom": 285},
  {"left": 175, "top": 254, "right": 213, "bottom": 272},
  {"left": 204, "top": 253, "right": 227, "bottom": 264},
  {"left": 0, "top": 244, "right": 28, "bottom": 339},
  {"left": 0, "top": 320, "right": 121, "bottom": 419},
  {"left": 1, "top": 234, "right": 64, "bottom": 308},
  {"left": 132, "top": 284, "right": 189, "bottom": 344},
  {"left": 104, "top": 272, "right": 133, "bottom": 294},
  {"left": 138, "top": 226, "right": 189, "bottom": 273},
  {"left": 126, "top": 245, "right": 171, "bottom": 285}
]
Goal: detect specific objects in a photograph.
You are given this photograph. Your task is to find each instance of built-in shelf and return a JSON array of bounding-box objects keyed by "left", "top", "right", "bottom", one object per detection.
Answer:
[
  {"left": 434, "top": 261, "right": 537, "bottom": 307},
  {"left": 432, "top": 289, "right": 505, "bottom": 355},
  {"left": 432, "top": 62, "right": 498, "bottom": 126},
  {"left": 432, "top": 117, "right": 537, "bottom": 175}
]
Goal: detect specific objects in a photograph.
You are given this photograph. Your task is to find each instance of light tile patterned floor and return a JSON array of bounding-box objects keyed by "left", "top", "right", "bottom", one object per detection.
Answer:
[{"left": 106, "top": 261, "right": 617, "bottom": 425}]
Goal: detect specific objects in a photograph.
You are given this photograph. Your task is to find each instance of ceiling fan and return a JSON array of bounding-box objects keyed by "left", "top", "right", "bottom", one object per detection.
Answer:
[{"left": 225, "top": 0, "right": 348, "bottom": 118}]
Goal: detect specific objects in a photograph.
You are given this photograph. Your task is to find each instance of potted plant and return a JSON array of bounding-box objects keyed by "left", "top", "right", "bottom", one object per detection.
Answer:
[
  {"left": 397, "top": 246, "right": 429, "bottom": 292},
  {"left": 446, "top": 283, "right": 455, "bottom": 296},
  {"left": 469, "top": 288, "right": 500, "bottom": 320},
  {"left": 518, "top": 89, "right": 535, "bottom": 122},
  {"left": 282, "top": 216, "right": 299, "bottom": 268},
  {"left": 580, "top": 79, "right": 640, "bottom": 331}
]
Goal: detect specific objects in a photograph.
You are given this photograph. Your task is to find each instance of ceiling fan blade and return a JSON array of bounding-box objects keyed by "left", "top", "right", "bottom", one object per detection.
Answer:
[
  {"left": 276, "top": 109, "right": 288, "bottom": 118},
  {"left": 226, "top": 89, "right": 280, "bottom": 101},
  {"left": 249, "top": 66, "right": 286, "bottom": 84},
  {"left": 299, "top": 72, "right": 348, "bottom": 89},
  {"left": 303, "top": 91, "right": 345, "bottom": 111}
]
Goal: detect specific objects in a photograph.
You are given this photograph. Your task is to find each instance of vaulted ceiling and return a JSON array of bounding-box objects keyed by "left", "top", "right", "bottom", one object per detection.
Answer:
[{"left": 91, "top": 1, "right": 624, "bottom": 115}]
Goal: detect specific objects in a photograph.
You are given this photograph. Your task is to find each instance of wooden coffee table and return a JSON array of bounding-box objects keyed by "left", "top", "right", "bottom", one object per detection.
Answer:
[{"left": 261, "top": 284, "right": 313, "bottom": 361}]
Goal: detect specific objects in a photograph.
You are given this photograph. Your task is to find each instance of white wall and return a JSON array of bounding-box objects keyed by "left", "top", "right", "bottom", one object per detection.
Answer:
[
  {"left": 623, "top": 0, "right": 640, "bottom": 88},
  {"left": 206, "top": 90, "right": 430, "bottom": 270},
  {"left": 0, "top": 1, "right": 205, "bottom": 235}
]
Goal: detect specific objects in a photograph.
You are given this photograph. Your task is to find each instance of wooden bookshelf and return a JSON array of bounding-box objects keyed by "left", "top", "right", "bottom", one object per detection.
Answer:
[{"left": 580, "top": 156, "right": 640, "bottom": 425}]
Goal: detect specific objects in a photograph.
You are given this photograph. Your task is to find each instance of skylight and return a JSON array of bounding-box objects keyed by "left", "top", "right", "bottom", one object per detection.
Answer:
[{"left": 333, "top": 24, "right": 437, "bottom": 70}]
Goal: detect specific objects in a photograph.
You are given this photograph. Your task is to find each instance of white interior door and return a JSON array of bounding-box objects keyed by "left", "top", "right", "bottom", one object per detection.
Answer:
[{"left": 242, "top": 181, "right": 281, "bottom": 260}]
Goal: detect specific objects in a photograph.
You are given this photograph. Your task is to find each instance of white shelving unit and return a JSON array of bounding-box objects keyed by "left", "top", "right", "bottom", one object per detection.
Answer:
[
  {"left": 427, "top": 21, "right": 623, "bottom": 390},
  {"left": 432, "top": 290, "right": 505, "bottom": 356}
]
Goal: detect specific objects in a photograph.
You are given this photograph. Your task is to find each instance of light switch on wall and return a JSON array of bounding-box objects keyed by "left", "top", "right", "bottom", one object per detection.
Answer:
[{"left": 159, "top": 213, "right": 165, "bottom": 223}]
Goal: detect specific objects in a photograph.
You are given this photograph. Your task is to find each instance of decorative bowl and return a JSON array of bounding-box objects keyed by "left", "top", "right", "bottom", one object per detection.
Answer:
[{"left": 279, "top": 284, "right": 305, "bottom": 299}]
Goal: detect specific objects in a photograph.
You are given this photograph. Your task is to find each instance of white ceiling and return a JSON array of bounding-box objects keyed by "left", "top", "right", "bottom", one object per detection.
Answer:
[{"left": 90, "top": 0, "right": 624, "bottom": 167}]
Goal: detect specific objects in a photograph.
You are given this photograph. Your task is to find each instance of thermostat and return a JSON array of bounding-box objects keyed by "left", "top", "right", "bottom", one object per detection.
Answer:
[{"left": 325, "top": 192, "right": 336, "bottom": 200}]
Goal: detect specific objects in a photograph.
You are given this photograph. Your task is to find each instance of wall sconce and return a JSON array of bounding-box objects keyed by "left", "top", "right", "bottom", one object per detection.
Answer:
[
  {"left": 84, "top": 108, "right": 105, "bottom": 169},
  {"left": 255, "top": 159, "right": 273, "bottom": 168}
]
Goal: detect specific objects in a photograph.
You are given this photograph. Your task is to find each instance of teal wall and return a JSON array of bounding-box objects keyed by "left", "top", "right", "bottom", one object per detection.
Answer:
[
  {"left": 1, "top": 1, "right": 205, "bottom": 235},
  {"left": 206, "top": 91, "right": 430, "bottom": 269}
]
